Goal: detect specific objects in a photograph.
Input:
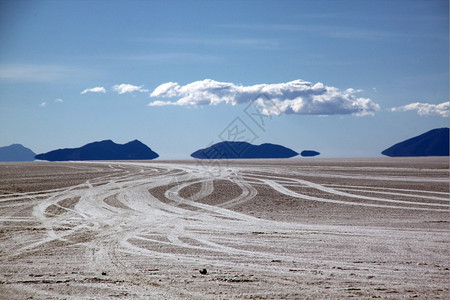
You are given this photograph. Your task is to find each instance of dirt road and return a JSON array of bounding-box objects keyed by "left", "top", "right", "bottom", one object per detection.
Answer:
[{"left": 0, "top": 158, "right": 448, "bottom": 299}]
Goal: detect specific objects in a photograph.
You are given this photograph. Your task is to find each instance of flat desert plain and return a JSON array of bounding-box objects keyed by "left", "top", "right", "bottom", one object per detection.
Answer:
[{"left": 0, "top": 157, "right": 448, "bottom": 299}]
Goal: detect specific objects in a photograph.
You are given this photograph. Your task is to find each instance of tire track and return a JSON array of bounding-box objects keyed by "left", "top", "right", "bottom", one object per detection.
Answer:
[{"left": 257, "top": 178, "right": 448, "bottom": 212}]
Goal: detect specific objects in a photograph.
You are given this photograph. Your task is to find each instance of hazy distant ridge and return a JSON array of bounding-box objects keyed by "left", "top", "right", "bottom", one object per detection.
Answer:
[
  {"left": 35, "top": 140, "right": 159, "bottom": 161},
  {"left": 0, "top": 144, "right": 36, "bottom": 162}
]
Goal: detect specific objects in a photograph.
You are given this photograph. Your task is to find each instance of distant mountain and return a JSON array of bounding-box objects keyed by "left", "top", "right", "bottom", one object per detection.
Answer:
[
  {"left": 382, "top": 128, "right": 449, "bottom": 157},
  {"left": 191, "top": 141, "right": 298, "bottom": 159},
  {"left": 35, "top": 140, "right": 159, "bottom": 161},
  {"left": 0, "top": 144, "right": 36, "bottom": 162},
  {"left": 300, "top": 150, "right": 320, "bottom": 157}
]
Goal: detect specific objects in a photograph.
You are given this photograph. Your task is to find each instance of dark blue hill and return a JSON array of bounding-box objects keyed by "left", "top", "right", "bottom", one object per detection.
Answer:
[
  {"left": 300, "top": 150, "right": 320, "bottom": 157},
  {"left": 381, "top": 128, "right": 449, "bottom": 157},
  {"left": 191, "top": 141, "right": 298, "bottom": 159},
  {"left": 35, "top": 140, "right": 159, "bottom": 161}
]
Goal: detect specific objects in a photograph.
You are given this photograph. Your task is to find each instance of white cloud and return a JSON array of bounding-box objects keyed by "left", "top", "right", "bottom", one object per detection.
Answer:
[
  {"left": 144, "top": 37, "right": 278, "bottom": 50},
  {"left": 81, "top": 87, "right": 106, "bottom": 94},
  {"left": 217, "top": 23, "right": 439, "bottom": 41},
  {"left": 0, "top": 64, "right": 76, "bottom": 82},
  {"left": 55, "top": 98, "right": 64, "bottom": 103},
  {"left": 112, "top": 84, "right": 148, "bottom": 94},
  {"left": 391, "top": 101, "right": 449, "bottom": 117},
  {"left": 0, "top": 64, "right": 100, "bottom": 83},
  {"left": 39, "top": 102, "right": 47, "bottom": 107},
  {"left": 148, "top": 79, "right": 380, "bottom": 116},
  {"left": 114, "top": 53, "right": 221, "bottom": 64}
]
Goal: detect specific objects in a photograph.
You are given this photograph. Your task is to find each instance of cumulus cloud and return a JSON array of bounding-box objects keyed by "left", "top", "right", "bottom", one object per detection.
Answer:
[
  {"left": 391, "top": 101, "right": 449, "bottom": 117},
  {"left": 39, "top": 102, "right": 47, "bottom": 107},
  {"left": 55, "top": 98, "right": 64, "bottom": 103},
  {"left": 81, "top": 86, "right": 106, "bottom": 94},
  {"left": 148, "top": 79, "right": 380, "bottom": 116},
  {"left": 112, "top": 84, "right": 148, "bottom": 94}
]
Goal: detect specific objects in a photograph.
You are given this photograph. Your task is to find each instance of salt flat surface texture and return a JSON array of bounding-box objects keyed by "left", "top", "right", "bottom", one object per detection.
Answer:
[{"left": 0, "top": 158, "right": 448, "bottom": 299}]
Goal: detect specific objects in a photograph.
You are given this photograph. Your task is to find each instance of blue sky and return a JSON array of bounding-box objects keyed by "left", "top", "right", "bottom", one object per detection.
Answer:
[{"left": 0, "top": 0, "right": 448, "bottom": 159}]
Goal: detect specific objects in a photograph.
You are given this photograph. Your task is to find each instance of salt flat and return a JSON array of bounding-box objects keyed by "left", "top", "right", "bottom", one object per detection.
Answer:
[{"left": 0, "top": 157, "right": 448, "bottom": 299}]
